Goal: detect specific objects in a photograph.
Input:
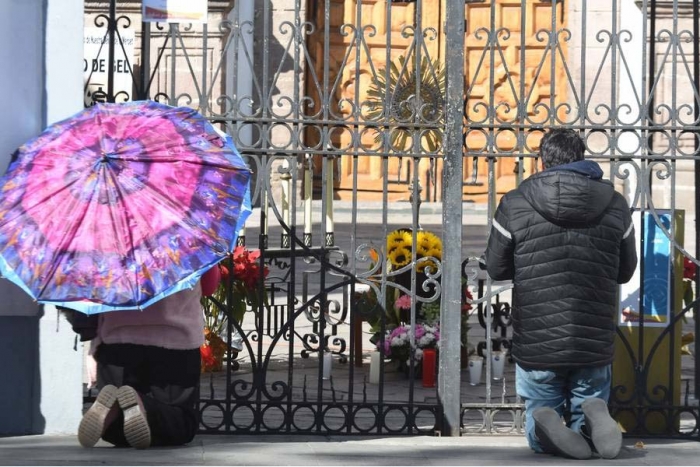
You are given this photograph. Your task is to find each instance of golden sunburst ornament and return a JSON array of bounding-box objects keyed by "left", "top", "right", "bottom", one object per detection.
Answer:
[{"left": 365, "top": 55, "right": 446, "bottom": 153}]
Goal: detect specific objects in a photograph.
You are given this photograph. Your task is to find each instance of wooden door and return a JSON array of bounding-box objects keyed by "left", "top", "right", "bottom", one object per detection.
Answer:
[
  {"left": 305, "top": 0, "right": 442, "bottom": 201},
  {"left": 459, "top": 0, "right": 569, "bottom": 200},
  {"left": 305, "top": 0, "right": 568, "bottom": 202}
]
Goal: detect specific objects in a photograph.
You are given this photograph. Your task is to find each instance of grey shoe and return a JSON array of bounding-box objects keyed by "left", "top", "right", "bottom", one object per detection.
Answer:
[
  {"left": 581, "top": 398, "right": 622, "bottom": 459},
  {"left": 78, "top": 385, "right": 118, "bottom": 448},
  {"left": 117, "top": 385, "right": 152, "bottom": 449},
  {"left": 532, "top": 407, "right": 592, "bottom": 460}
]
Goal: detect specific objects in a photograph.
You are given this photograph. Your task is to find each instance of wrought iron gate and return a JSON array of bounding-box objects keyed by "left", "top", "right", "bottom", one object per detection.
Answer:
[{"left": 84, "top": 0, "right": 700, "bottom": 439}]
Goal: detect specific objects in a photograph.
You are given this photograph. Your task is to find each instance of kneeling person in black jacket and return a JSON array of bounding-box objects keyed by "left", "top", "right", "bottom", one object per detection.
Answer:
[{"left": 484, "top": 128, "right": 637, "bottom": 460}]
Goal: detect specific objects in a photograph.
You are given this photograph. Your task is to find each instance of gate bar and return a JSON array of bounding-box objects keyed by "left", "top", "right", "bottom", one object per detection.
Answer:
[
  {"left": 693, "top": 0, "right": 700, "bottom": 399},
  {"left": 439, "top": 0, "right": 466, "bottom": 437}
]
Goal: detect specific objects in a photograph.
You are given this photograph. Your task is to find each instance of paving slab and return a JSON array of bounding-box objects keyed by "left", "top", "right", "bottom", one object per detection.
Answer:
[{"left": 0, "top": 434, "right": 698, "bottom": 466}]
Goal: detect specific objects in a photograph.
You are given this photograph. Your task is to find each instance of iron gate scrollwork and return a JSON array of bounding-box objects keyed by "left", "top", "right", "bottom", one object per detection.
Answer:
[{"left": 84, "top": 0, "right": 700, "bottom": 439}]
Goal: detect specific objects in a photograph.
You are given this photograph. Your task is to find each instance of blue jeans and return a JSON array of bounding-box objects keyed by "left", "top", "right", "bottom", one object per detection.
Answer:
[{"left": 515, "top": 364, "right": 611, "bottom": 453}]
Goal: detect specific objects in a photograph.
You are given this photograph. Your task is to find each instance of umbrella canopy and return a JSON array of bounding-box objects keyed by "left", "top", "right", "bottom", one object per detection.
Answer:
[{"left": 0, "top": 100, "right": 251, "bottom": 314}]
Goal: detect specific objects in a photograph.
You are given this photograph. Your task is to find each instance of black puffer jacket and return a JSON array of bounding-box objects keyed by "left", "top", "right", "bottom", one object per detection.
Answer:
[{"left": 485, "top": 160, "right": 637, "bottom": 370}]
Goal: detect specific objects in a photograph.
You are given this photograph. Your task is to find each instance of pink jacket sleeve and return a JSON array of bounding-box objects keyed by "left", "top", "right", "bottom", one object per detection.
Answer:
[{"left": 200, "top": 265, "right": 221, "bottom": 297}]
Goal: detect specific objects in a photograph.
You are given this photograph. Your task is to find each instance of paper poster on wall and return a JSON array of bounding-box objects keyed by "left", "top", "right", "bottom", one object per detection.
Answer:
[
  {"left": 142, "top": 0, "right": 208, "bottom": 23},
  {"left": 83, "top": 27, "right": 135, "bottom": 106},
  {"left": 619, "top": 210, "right": 673, "bottom": 327}
]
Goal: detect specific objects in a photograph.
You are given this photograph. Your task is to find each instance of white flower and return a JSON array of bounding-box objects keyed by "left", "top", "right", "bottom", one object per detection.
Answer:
[
  {"left": 418, "top": 333, "right": 435, "bottom": 348},
  {"left": 414, "top": 348, "right": 424, "bottom": 361}
]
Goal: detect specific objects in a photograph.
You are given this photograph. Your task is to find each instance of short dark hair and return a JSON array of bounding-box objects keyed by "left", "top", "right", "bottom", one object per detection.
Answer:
[{"left": 539, "top": 129, "right": 585, "bottom": 168}]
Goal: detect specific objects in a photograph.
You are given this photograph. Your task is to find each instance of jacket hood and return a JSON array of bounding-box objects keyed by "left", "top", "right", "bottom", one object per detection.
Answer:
[{"left": 519, "top": 160, "right": 615, "bottom": 225}]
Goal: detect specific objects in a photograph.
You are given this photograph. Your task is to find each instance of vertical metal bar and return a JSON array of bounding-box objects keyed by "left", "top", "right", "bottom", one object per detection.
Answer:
[
  {"left": 316, "top": 0, "right": 331, "bottom": 434},
  {"left": 485, "top": 0, "right": 497, "bottom": 408},
  {"left": 201, "top": 21, "right": 208, "bottom": 112},
  {"left": 107, "top": 0, "right": 116, "bottom": 102},
  {"left": 407, "top": 0, "right": 424, "bottom": 432},
  {"left": 287, "top": 0, "right": 304, "bottom": 434},
  {"left": 169, "top": 24, "right": 177, "bottom": 105},
  {"left": 637, "top": 0, "right": 657, "bottom": 415},
  {"left": 611, "top": 0, "right": 618, "bottom": 126},
  {"left": 439, "top": 0, "right": 465, "bottom": 437},
  {"left": 517, "top": 0, "right": 526, "bottom": 184},
  {"left": 693, "top": 0, "right": 700, "bottom": 402},
  {"left": 259, "top": 0, "right": 272, "bottom": 434},
  {"left": 377, "top": 0, "right": 393, "bottom": 435},
  {"left": 666, "top": 0, "right": 680, "bottom": 423},
  {"left": 548, "top": 0, "right": 556, "bottom": 127},
  {"left": 345, "top": 0, "right": 361, "bottom": 434},
  {"left": 140, "top": 22, "right": 151, "bottom": 100},
  {"left": 580, "top": 0, "right": 587, "bottom": 130}
]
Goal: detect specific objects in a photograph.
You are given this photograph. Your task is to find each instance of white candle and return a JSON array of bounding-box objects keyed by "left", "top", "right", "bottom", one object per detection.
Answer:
[
  {"left": 237, "top": 224, "right": 246, "bottom": 246},
  {"left": 325, "top": 158, "right": 334, "bottom": 245},
  {"left": 322, "top": 351, "right": 332, "bottom": 380},
  {"left": 304, "top": 156, "right": 312, "bottom": 245},
  {"left": 281, "top": 172, "right": 290, "bottom": 242},
  {"left": 280, "top": 174, "right": 292, "bottom": 248},
  {"left": 262, "top": 188, "right": 269, "bottom": 236},
  {"left": 369, "top": 351, "right": 381, "bottom": 384}
]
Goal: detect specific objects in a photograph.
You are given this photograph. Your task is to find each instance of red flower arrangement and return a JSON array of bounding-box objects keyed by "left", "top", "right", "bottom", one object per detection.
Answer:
[{"left": 200, "top": 247, "right": 269, "bottom": 372}]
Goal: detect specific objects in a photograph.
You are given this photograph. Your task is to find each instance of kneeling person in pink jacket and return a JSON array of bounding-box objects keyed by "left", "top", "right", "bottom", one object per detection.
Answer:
[{"left": 78, "top": 266, "right": 220, "bottom": 449}]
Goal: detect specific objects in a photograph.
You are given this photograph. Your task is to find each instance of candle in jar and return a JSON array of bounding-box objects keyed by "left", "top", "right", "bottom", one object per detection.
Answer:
[
  {"left": 369, "top": 351, "right": 381, "bottom": 384},
  {"left": 262, "top": 187, "right": 269, "bottom": 238},
  {"left": 324, "top": 158, "right": 334, "bottom": 246},
  {"left": 322, "top": 351, "right": 332, "bottom": 380},
  {"left": 422, "top": 348, "right": 436, "bottom": 388},
  {"left": 303, "top": 156, "right": 312, "bottom": 245},
  {"left": 280, "top": 171, "right": 291, "bottom": 248}
]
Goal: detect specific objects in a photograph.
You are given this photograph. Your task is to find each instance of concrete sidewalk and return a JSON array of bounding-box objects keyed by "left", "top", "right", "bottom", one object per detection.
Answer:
[{"left": 0, "top": 434, "right": 698, "bottom": 466}]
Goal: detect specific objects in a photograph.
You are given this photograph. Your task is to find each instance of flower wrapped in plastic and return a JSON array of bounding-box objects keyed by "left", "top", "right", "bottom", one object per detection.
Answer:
[
  {"left": 200, "top": 246, "right": 269, "bottom": 371},
  {"left": 377, "top": 322, "right": 440, "bottom": 366}
]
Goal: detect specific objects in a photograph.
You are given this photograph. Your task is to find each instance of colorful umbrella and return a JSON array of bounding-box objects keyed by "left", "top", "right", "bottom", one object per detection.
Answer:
[{"left": 0, "top": 100, "right": 251, "bottom": 314}]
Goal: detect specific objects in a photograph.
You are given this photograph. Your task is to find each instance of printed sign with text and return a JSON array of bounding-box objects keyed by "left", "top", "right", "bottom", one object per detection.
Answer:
[{"left": 142, "top": 0, "right": 208, "bottom": 23}]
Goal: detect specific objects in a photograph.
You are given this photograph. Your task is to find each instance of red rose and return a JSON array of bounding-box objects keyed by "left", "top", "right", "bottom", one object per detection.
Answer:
[
  {"left": 200, "top": 344, "right": 216, "bottom": 367},
  {"left": 684, "top": 257, "right": 697, "bottom": 280},
  {"left": 462, "top": 288, "right": 473, "bottom": 313}
]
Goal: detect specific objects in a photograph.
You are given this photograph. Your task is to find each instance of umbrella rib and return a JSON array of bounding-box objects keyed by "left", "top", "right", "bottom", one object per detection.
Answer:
[{"left": 102, "top": 163, "right": 142, "bottom": 306}]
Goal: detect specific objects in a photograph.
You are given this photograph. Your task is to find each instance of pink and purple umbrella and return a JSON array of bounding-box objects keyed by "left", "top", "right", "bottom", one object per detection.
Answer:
[{"left": 0, "top": 100, "right": 251, "bottom": 314}]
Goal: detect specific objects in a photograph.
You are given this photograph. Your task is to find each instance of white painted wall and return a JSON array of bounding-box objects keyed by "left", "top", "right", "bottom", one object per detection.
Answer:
[
  {"left": 0, "top": 0, "right": 84, "bottom": 435},
  {"left": 0, "top": 1, "right": 45, "bottom": 318}
]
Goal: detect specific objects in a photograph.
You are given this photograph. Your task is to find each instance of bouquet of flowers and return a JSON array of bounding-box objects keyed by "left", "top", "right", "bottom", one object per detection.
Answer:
[
  {"left": 200, "top": 247, "right": 269, "bottom": 372},
  {"left": 202, "top": 246, "right": 269, "bottom": 335},
  {"left": 386, "top": 229, "right": 442, "bottom": 273},
  {"left": 377, "top": 322, "right": 440, "bottom": 365}
]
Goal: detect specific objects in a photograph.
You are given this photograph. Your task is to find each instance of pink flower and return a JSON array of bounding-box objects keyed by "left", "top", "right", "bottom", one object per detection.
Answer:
[{"left": 394, "top": 294, "right": 412, "bottom": 310}]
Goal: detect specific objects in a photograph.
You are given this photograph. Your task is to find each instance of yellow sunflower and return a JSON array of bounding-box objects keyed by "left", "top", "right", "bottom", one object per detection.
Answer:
[
  {"left": 416, "top": 259, "right": 438, "bottom": 274},
  {"left": 388, "top": 246, "right": 411, "bottom": 268},
  {"left": 387, "top": 229, "right": 412, "bottom": 253},
  {"left": 416, "top": 232, "right": 433, "bottom": 252},
  {"left": 425, "top": 246, "right": 442, "bottom": 260},
  {"left": 417, "top": 231, "right": 442, "bottom": 252},
  {"left": 415, "top": 242, "right": 431, "bottom": 257}
]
